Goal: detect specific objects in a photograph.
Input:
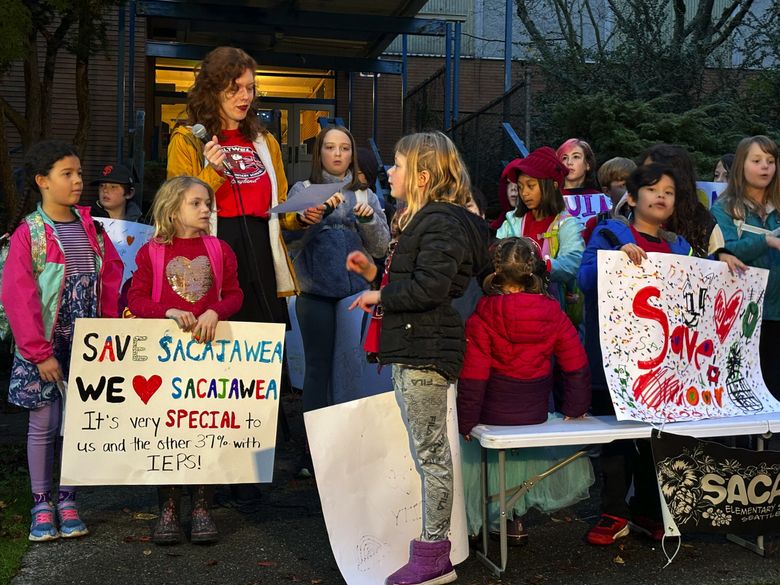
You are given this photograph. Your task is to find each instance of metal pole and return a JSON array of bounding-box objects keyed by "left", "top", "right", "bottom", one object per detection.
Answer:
[
  {"left": 402, "top": 33, "right": 408, "bottom": 98},
  {"left": 348, "top": 71, "right": 353, "bottom": 130},
  {"left": 402, "top": 34, "right": 408, "bottom": 132},
  {"left": 444, "top": 21, "right": 452, "bottom": 130},
  {"left": 128, "top": 0, "right": 136, "bottom": 140},
  {"left": 504, "top": 0, "right": 512, "bottom": 93},
  {"left": 524, "top": 67, "right": 532, "bottom": 146},
  {"left": 453, "top": 21, "right": 461, "bottom": 124},
  {"left": 372, "top": 73, "right": 378, "bottom": 143},
  {"left": 116, "top": 3, "right": 126, "bottom": 162}
]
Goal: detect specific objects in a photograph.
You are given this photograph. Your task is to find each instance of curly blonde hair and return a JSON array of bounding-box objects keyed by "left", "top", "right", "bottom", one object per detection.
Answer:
[
  {"left": 394, "top": 132, "right": 471, "bottom": 231},
  {"left": 150, "top": 176, "right": 214, "bottom": 244}
]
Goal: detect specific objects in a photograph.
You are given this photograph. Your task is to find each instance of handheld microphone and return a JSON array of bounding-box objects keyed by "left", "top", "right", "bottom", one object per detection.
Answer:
[{"left": 192, "top": 123, "right": 232, "bottom": 174}]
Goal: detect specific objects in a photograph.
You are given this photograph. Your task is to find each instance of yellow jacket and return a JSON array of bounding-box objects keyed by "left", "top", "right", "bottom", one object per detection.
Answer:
[{"left": 167, "top": 125, "right": 300, "bottom": 296}]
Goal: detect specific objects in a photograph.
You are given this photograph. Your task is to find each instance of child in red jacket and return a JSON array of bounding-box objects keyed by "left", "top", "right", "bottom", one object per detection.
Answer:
[{"left": 457, "top": 236, "right": 592, "bottom": 544}]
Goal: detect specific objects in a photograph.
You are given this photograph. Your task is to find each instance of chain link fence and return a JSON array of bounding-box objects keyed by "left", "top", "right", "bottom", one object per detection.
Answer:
[
  {"left": 403, "top": 67, "right": 445, "bottom": 134},
  {"left": 448, "top": 83, "right": 528, "bottom": 216}
]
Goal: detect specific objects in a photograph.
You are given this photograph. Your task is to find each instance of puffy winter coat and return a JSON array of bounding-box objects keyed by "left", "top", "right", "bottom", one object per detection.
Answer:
[
  {"left": 379, "top": 202, "right": 490, "bottom": 381},
  {"left": 2, "top": 205, "right": 123, "bottom": 364},
  {"left": 457, "top": 292, "right": 590, "bottom": 434}
]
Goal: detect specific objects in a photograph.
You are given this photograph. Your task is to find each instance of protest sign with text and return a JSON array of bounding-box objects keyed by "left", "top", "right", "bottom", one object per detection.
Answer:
[
  {"left": 305, "top": 389, "right": 468, "bottom": 585},
  {"left": 94, "top": 218, "right": 154, "bottom": 286},
  {"left": 695, "top": 181, "right": 727, "bottom": 209},
  {"left": 652, "top": 431, "right": 780, "bottom": 535},
  {"left": 597, "top": 251, "right": 780, "bottom": 422},
  {"left": 61, "top": 318, "right": 284, "bottom": 485},
  {"left": 563, "top": 193, "right": 611, "bottom": 219}
]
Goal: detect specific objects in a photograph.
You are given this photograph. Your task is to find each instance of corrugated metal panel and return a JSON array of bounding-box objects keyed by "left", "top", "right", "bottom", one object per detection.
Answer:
[{"left": 384, "top": 0, "right": 474, "bottom": 56}]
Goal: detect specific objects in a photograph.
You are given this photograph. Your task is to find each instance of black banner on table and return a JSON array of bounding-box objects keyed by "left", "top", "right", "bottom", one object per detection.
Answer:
[{"left": 651, "top": 431, "right": 780, "bottom": 535}]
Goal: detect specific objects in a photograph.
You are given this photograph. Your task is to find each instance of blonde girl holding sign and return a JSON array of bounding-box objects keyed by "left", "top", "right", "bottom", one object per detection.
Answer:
[{"left": 128, "top": 176, "right": 243, "bottom": 544}]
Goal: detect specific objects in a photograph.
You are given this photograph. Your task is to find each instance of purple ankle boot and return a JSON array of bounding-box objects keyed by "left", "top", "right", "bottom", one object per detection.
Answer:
[{"left": 385, "top": 539, "right": 457, "bottom": 585}]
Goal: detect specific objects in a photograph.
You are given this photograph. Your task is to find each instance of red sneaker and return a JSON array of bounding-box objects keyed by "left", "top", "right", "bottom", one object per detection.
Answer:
[
  {"left": 631, "top": 515, "right": 664, "bottom": 541},
  {"left": 586, "top": 514, "right": 629, "bottom": 546}
]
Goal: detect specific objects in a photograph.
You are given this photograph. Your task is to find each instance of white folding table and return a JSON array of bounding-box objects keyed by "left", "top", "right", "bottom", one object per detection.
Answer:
[{"left": 470, "top": 413, "right": 780, "bottom": 576}]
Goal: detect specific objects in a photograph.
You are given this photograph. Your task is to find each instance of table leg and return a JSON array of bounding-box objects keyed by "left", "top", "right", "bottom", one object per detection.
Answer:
[
  {"left": 499, "top": 449, "right": 508, "bottom": 572},
  {"left": 481, "top": 446, "right": 488, "bottom": 556}
]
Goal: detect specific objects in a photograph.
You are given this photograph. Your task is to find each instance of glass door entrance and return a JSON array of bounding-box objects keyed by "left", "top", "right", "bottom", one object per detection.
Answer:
[{"left": 260, "top": 103, "right": 335, "bottom": 185}]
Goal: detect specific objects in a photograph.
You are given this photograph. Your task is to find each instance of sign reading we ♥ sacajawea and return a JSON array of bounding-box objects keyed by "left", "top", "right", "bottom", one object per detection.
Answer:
[
  {"left": 597, "top": 251, "right": 780, "bottom": 422},
  {"left": 60, "top": 318, "right": 285, "bottom": 485}
]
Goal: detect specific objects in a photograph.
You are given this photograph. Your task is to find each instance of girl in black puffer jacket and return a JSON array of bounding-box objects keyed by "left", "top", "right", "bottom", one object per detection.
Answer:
[{"left": 350, "top": 132, "right": 489, "bottom": 585}]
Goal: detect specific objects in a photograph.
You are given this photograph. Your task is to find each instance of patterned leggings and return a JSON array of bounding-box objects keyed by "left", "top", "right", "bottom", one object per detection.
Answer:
[{"left": 392, "top": 365, "right": 453, "bottom": 541}]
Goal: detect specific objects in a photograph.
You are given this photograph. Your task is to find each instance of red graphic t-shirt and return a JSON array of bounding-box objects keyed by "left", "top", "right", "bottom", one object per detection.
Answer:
[
  {"left": 215, "top": 129, "right": 273, "bottom": 218},
  {"left": 522, "top": 213, "right": 556, "bottom": 248}
]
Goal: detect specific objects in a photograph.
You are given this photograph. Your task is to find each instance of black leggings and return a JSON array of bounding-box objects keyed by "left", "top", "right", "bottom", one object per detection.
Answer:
[{"left": 591, "top": 391, "right": 661, "bottom": 520}]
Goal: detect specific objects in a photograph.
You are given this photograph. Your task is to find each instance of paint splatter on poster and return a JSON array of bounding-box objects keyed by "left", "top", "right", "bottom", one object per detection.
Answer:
[{"left": 597, "top": 251, "right": 779, "bottom": 422}]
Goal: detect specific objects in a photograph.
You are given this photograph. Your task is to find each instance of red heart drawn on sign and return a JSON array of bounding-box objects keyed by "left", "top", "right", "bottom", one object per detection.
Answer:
[
  {"left": 713, "top": 289, "right": 743, "bottom": 344},
  {"left": 133, "top": 375, "right": 162, "bottom": 405},
  {"left": 126, "top": 235, "right": 135, "bottom": 245}
]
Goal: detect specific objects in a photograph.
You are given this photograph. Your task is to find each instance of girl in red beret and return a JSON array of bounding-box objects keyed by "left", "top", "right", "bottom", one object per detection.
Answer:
[{"left": 496, "top": 147, "right": 585, "bottom": 316}]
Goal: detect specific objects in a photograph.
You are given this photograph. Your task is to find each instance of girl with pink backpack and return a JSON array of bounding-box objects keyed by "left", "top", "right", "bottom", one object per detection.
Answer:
[{"left": 127, "top": 175, "right": 243, "bottom": 544}]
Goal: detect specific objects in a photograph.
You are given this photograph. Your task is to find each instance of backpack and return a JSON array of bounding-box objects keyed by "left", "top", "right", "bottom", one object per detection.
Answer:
[
  {"left": 0, "top": 216, "right": 47, "bottom": 341},
  {"left": 539, "top": 212, "right": 585, "bottom": 327}
]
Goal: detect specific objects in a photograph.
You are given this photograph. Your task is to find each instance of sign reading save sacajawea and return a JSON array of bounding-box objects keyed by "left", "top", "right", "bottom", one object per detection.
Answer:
[
  {"left": 597, "top": 251, "right": 780, "bottom": 422},
  {"left": 652, "top": 431, "right": 780, "bottom": 534},
  {"left": 60, "top": 318, "right": 285, "bottom": 485}
]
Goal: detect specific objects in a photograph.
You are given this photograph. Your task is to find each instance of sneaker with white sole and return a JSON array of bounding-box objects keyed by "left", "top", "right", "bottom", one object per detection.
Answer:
[
  {"left": 29, "top": 502, "right": 59, "bottom": 542},
  {"left": 586, "top": 513, "right": 629, "bottom": 546},
  {"left": 57, "top": 501, "right": 89, "bottom": 538}
]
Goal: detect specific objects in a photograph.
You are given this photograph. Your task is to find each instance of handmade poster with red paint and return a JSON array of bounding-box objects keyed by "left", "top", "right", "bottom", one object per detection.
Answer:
[
  {"left": 60, "top": 318, "right": 284, "bottom": 485},
  {"left": 597, "top": 250, "right": 779, "bottom": 422}
]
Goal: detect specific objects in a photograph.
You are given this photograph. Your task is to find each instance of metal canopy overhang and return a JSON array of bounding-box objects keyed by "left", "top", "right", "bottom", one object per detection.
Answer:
[{"left": 138, "top": 0, "right": 438, "bottom": 74}]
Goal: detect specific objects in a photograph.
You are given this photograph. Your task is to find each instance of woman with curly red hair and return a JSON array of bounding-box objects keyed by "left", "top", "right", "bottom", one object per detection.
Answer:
[{"left": 167, "top": 46, "right": 323, "bottom": 326}]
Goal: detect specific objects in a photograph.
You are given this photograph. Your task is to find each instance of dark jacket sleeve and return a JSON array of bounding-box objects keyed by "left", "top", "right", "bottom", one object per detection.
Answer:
[
  {"left": 553, "top": 309, "right": 591, "bottom": 417},
  {"left": 457, "top": 310, "right": 492, "bottom": 435},
  {"left": 382, "top": 215, "right": 466, "bottom": 313},
  {"left": 577, "top": 225, "right": 622, "bottom": 294}
]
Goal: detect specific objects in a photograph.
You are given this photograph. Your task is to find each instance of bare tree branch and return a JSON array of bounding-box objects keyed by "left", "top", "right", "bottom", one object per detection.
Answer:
[
  {"left": 0, "top": 95, "right": 26, "bottom": 137},
  {"left": 41, "top": 8, "right": 76, "bottom": 139},
  {"left": 707, "top": 0, "right": 755, "bottom": 52},
  {"left": 583, "top": 0, "right": 604, "bottom": 56}
]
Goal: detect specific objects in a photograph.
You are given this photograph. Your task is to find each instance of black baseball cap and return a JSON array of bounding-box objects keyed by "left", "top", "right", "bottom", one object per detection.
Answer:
[{"left": 90, "top": 164, "right": 134, "bottom": 186}]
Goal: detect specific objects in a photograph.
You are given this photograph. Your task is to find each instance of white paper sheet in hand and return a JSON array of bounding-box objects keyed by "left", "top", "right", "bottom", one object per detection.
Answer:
[
  {"left": 269, "top": 181, "right": 347, "bottom": 214},
  {"left": 305, "top": 388, "right": 468, "bottom": 585}
]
